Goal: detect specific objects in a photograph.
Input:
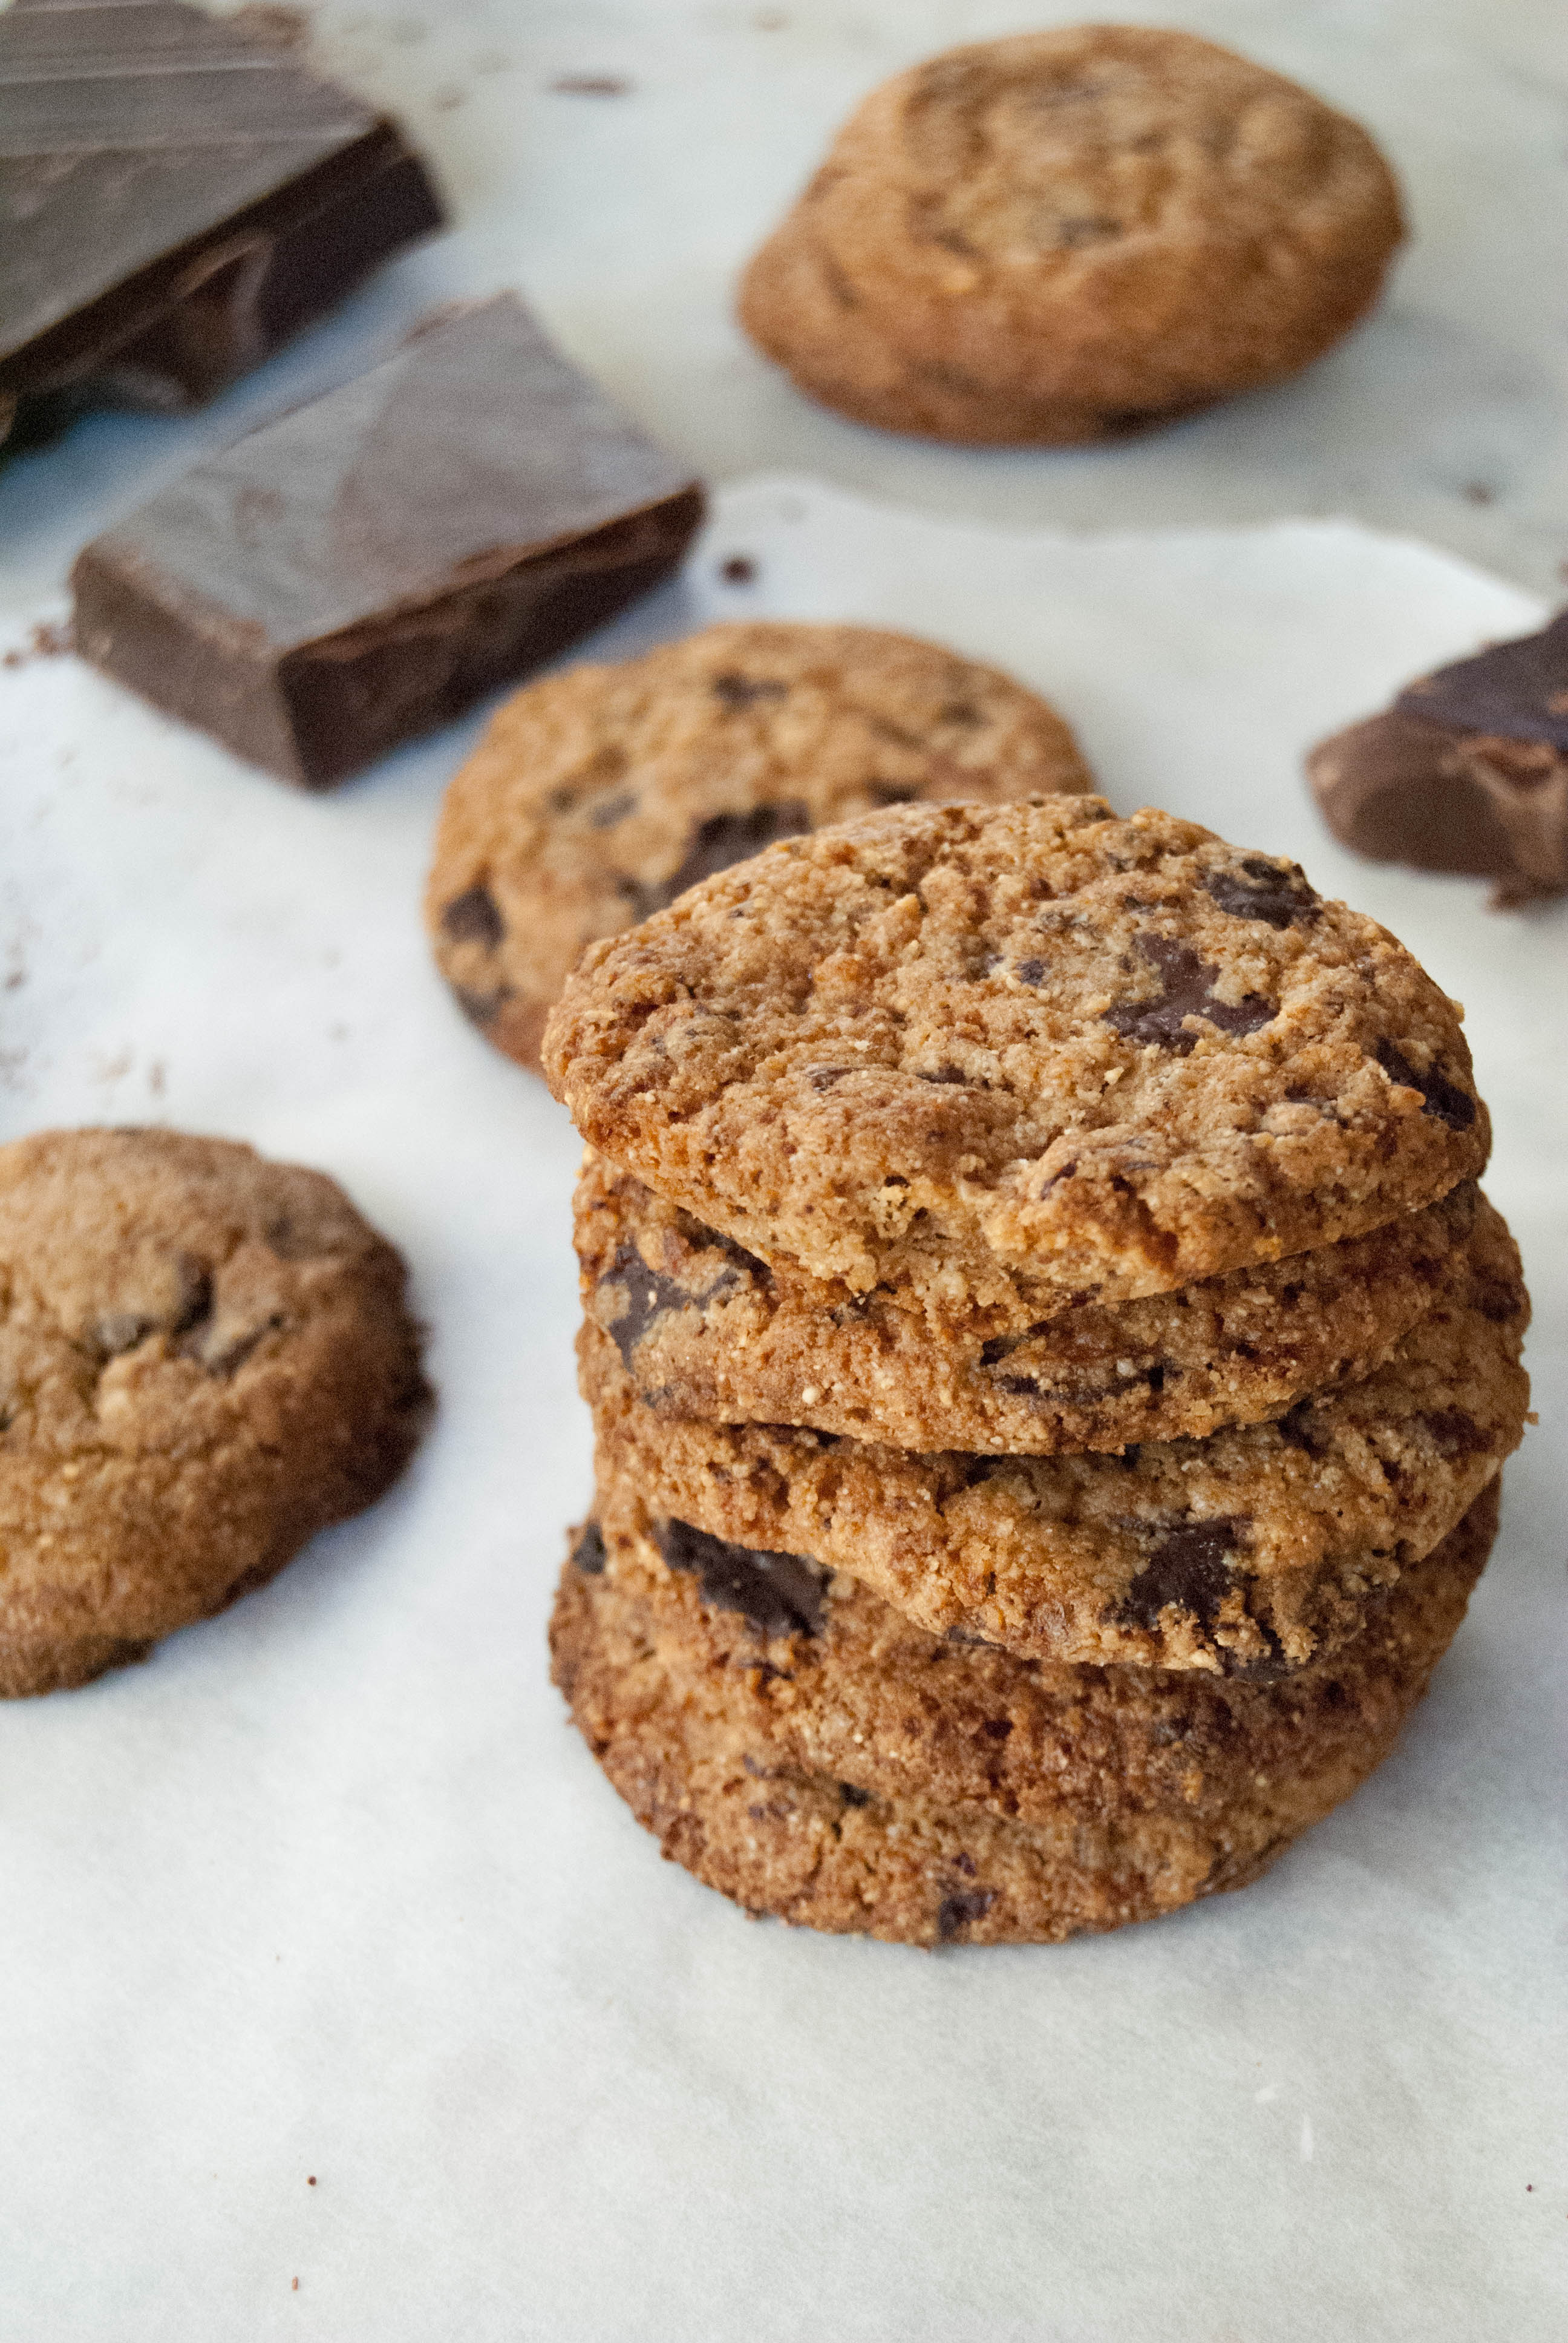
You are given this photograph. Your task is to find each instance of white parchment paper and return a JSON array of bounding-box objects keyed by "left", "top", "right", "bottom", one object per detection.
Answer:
[{"left": 0, "top": 480, "right": 1563, "bottom": 2341}]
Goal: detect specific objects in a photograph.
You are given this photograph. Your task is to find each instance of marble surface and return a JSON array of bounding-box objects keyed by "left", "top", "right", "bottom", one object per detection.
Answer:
[{"left": 2, "top": 0, "right": 1568, "bottom": 608}]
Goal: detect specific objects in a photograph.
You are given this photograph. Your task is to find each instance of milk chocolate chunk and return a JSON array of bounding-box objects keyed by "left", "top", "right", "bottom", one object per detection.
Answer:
[
  {"left": 0, "top": 0, "right": 445, "bottom": 444},
  {"left": 70, "top": 295, "right": 706, "bottom": 785},
  {"left": 1307, "top": 611, "right": 1568, "bottom": 900}
]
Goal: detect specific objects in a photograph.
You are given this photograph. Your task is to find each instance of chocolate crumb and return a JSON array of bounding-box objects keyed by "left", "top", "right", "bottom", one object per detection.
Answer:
[
  {"left": 550, "top": 73, "right": 632, "bottom": 95},
  {"left": 720, "top": 555, "right": 757, "bottom": 584}
]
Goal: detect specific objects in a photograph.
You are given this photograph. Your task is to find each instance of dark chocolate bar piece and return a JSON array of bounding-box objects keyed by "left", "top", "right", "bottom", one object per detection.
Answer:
[
  {"left": 1396, "top": 609, "right": 1568, "bottom": 753},
  {"left": 0, "top": 0, "right": 444, "bottom": 444},
  {"left": 1305, "top": 611, "right": 1568, "bottom": 903},
  {"left": 71, "top": 295, "right": 707, "bottom": 786}
]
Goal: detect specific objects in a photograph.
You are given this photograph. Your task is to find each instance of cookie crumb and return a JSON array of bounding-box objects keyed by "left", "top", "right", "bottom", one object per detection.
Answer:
[
  {"left": 720, "top": 555, "right": 757, "bottom": 584},
  {"left": 550, "top": 73, "right": 630, "bottom": 96}
]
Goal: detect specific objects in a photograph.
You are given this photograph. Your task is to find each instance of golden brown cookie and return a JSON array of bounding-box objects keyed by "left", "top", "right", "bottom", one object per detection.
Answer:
[
  {"left": 544, "top": 797, "right": 1489, "bottom": 1318},
  {"left": 549, "top": 1478, "right": 1498, "bottom": 1945},
  {"left": 581, "top": 1195, "right": 1527, "bottom": 1675},
  {"left": 426, "top": 621, "right": 1092, "bottom": 1073},
  {"left": 0, "top": 1127, "right": 431, "bottom": 1694},
  {"left": 739, "top": 27, "right": 1403, "bottom": 444},
  {"left": 577, "top": 1149, "right": 1480, "bottom": 1454}
]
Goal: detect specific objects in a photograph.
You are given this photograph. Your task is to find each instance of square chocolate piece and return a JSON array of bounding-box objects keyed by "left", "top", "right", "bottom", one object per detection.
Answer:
[
  {"left": 0, "top": 0, "right": 445, "bottom": 442},
  {"left": 70, "top": 295, "right": 707, "bottom": 787}
]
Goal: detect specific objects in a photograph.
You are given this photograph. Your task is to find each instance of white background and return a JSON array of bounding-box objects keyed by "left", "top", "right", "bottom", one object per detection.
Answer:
[{"left": 1, "top": 4, "right": 1566, "bottom": 2338}]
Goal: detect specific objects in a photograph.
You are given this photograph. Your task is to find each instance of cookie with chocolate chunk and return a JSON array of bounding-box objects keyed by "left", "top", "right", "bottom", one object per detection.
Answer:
[
  {"left": 739, "top": 28, "right": 1403, "bottom": 444},
  {"left": 1307, "top": 610, "right": 1568, "bottom": 903},
  {"left": 0, "top": 1128, "right": 430, "bottom": 1694},
  {"left": 545, "top": 796, "right": 1489, "bottom": 1319},
  {"left": 577, "top": 1149, "right": 1480, "bottom": 1455},
  {"left": 426, "top": 621, "right": 1091, "bottom": 1073},
  {"left": 581, "top": 1196, "right": 1527, "bottom": 1674},
  {"left": 549, "top": 1476, "right": 1498, "bottom": 1944}
]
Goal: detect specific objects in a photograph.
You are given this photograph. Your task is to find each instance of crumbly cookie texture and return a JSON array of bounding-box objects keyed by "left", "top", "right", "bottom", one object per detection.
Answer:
[
  {"left": 549, "top": 1481, "right": 1496, "bottom": 1945},
  {"left": 545, "top": 798, "right": 1489, "bottom": 1315},
  {"left": 739, "top": 27, "right": 1403, "bottom": 444},
  {"left": 0, "top": 1127, "right": 431, "bottom": 1694},
  {"left": 425, "top": 621, "right": 1091, "bottom": 1073},
  {"left": 582, "top": 1197, "right": 1527, "bottom": 1675},
  {"left": 577, "top": 1150, "right": 1480, "bottom": 1455}
]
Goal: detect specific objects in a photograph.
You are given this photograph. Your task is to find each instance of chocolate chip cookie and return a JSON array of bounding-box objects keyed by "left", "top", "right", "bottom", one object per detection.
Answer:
[
  {"left": 739, "top": 28, "right": 1403, "bottom": 444},
  {"left": 549, "top": 1476, "right": 1498, "bottom": 1944},
  {"left": 545, "top": 797, "right": 1489, "bottom": 1318},
  {"left": 578, "top": 1149, "right": 1480, "bottom": 1454},
  {"left": 1307, "top": 609, "right": 1568, "bottom": 904},
  {"left": 0, "top": 1127, "right": 431, "bottom": 1694},
  {"left": 426, "top": 621, "right": 1092, "bottom": 1073},
  {"left": 581, "top": 1194, "right": 1526, "bottom": 1674}
]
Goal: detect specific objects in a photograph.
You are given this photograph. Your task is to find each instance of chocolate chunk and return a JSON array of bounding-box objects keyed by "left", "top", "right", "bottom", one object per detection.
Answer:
[
  {"left": 1117, "top": 1519, "right": 1246, "bottom": 1633},
  {"left": 440, "top": 884, "right": 505, "bottom": 947},
  {"left": 711, "top": 673, "right": 789, "bottom": 711},
  {"left": 656, "top": 1518, "right": 826, "bottom": 1639},
  {"left": 1103, "top": 936, "right": 1274, "bottom": 1054},
  {"left": 70, "top": 295, "right": 705, "bottom": 787},
  {"left": 1419, "top": 1409, "right": 1491, "bottom": 1457},
  {"left": 936, "top": 1887, "right": 996, "bottom": 1939},
  {"left": 1014, "top": 957, "right": 1047, "bottom": 986},
  {"left": 454, "top": 984, "right": 511, "bottom": 1031},
  {"left": 658, "top": 802, "right": 812, "bottom": 902},
  {"left": 838, "top": 1781, "right": 872, "bottom": 1807},
  {"left": 598, "top": 1237, "right": 760, "bottom": 1371},
  {"left": 1204, "top": 856, "right": 1319, "bottom": 929},
  {"left": 0, "top": 0, "right": 444, "bottom": 444},
  {"left": 1308, "top": 712, "right": 1568, "bottom": 899},
  {"left": 571, "top": 1521, "right": 607, "bottom": 1575},
  {"left": 1396, "top": 610, "right": 1568, "bottom": 753},
  {"left": 1373, "top": 1039, "right": 1476, "bottom": 1130}
]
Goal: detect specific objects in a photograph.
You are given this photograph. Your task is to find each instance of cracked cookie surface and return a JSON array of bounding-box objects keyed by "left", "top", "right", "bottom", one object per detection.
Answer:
[
  {"left": 578, "top": 1150, "right": 1480, "bottom": 1454},
  {"left": 739, "top": 27, "right": 1402, "bottom": 443},
  {"left": 549, "top": 1478, "right": 1496, "bottom": 1944},
  {"left": 546, "top": 796, "right": 1489, "bottom": 1316},
  {"left": 426, "top": 621, "right": 1091, "bottom": 1072},
  {"left": 0, "top": 1127, "right": 431, "bottom": 1694},
  {"left": 581, "top": 1196, "right": 1527, "bottom": 1674}
]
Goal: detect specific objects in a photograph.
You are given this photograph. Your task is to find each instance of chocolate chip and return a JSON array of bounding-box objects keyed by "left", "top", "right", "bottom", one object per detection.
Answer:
[
  {"left": 979, "top": 1719, "right": 1013, "bottom": 1741},
  {"left": 936, "top": 1887, "right": 996, "bottom": 1940},
  {"left": 1117, "top": 1519, "right": 1247, "bottom": 1632},
  {"left": 711, "top": 672, "right": 789, "bottom": 712},
  {"left": 453, "top": 983, "right": 511, "bottom": 1029},
  {"left": 1204, "top": 857, "right": 1319, "bottom": 929},
  {"left": 917, "top": 1066, "right": 966, "bottom": 1084},
  {"left": 656, "top": 1518, "right": 826, "bottom": 1637},
  {"left": 1104, "top": 934, "right": 1275, "bottom": 1053},
  {"left": 572, "top": 1521, "right": 607, "bottom": 1575},
  {"left": 1419, "top": 1408, "right": 1491, "bottom": 1456},
  {"left": 719, "top": 555, "right": 756, "bottom": 584},
  {"left": 838, "top": 1781, "right": 872, "bottom": 1807},
  {"left": 1014, "top": 957, "right": 1047, "bottom": 986},
  {"left": 1373, "top": 1038, "right": 1477, "bottom": 1130},
  {"left": 440, "top": 883, "right": 505, "bottom": 947},
  {"left": 598, "top": 1237, "right": 759, "bottom": 1369},
  {"left": 1395, "top": 610, "right": 1568, "bottom": 753},
  {"left": 587, "top": 790, "right": 636, "bottom": 830}
]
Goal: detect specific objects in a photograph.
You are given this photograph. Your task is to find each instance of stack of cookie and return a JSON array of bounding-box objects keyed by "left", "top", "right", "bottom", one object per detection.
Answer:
[{"left": 544, "top": 795, "right": 1529, "bottom": 1945}]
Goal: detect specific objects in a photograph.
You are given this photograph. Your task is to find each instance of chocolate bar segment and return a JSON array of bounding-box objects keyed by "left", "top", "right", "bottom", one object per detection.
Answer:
[
  {"left": 1395, "top": 610, "right": 1568, "bottom": 753},
  {"left": 0, "top": 0, "right": 444, "bottom": 442},
  {"left": 1305, "top": 611, "right": 1568, "bottom": 903},
  {"left": 71, "top": 295, "right": 707, "bottom": 787}
]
